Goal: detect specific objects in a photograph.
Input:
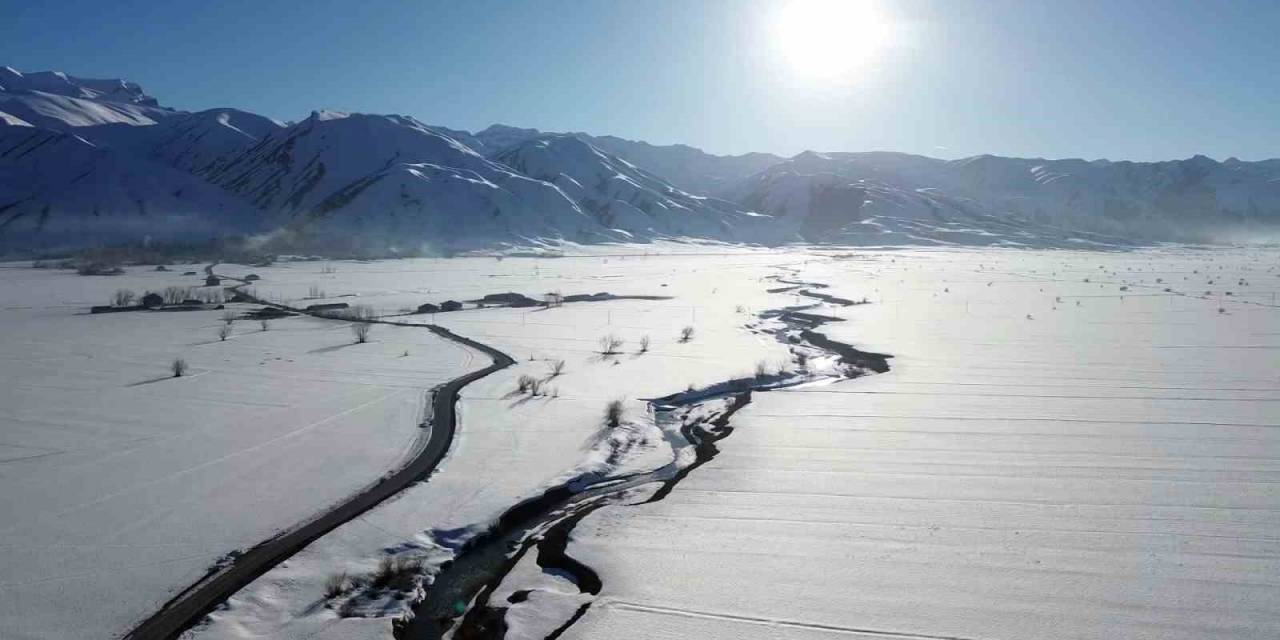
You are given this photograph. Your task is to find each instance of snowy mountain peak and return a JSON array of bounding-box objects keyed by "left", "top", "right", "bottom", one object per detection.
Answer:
[{"left": 0, "top": 66, "right": 159, "bottom": 106}]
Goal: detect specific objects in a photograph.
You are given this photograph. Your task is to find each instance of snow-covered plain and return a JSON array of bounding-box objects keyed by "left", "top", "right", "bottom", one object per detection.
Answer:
[
  {"left": 546, "top": 247, "right": 1280, "bottom": 640},
  {"left": 4, "top": 246, "right": 1277, "bottom": 640},
  {"left": 189, "top": 248, "right": 802, "bottom": 639},
  {"left": 192, "top": 246, "right": 1280, "bottom": 640},
  {"left": 0, "top": 264, "right": 472, "bottom": 640}
]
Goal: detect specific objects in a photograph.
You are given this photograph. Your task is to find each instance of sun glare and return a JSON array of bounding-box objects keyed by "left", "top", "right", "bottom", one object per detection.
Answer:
[{"left": 775, "top": 0, "right": 891, "bottom": 79}]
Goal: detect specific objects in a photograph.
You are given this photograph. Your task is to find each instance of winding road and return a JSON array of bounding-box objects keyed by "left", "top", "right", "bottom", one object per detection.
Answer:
[{"left": 124, "top": 268, "right": 515, "bottom": 640}]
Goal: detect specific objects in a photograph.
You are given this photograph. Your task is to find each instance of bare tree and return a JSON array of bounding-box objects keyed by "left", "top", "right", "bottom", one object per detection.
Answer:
[
  {"left": 548, "top": 359, "right": 565, "bottom": 377},
  {"left": 260, "top": 319, "right": 271, "bottom": 331},
  {"left": 543, "top": 291, "right": 563, "bottom": 307},
  {"left": 308, "top": 285, "right": 325, "bottom": 299},
  {"left": 517, "top": 374, "right": 537, "bottom": 393},
  {"left": 604, "top": 399, "right": 625, "bottom": 428},
  {"left": 638, "top": 335, "right": 651, "bottom": 353},
  {"left": 679, "top": 326, "right": 695, "bottom": 343},
  {"left": 171, "top": 358, "right": 188, "bottom": 378},
  {"left": 599, "top": 334, "right": 624, "bottom": 355},
  {"left": 217, "top": 325, "right": 232, "bottom": 341},
  {"left": 755, "top": 360, "right": 770, "bottom": 379},
  {"left": 352, "top": 322, "right": 371, "bottom": 344},
  {"left": 222, "top": 311, "right": 237, "bottom": 325},
  {"left": 112, "top": 289, "right": 136, "bottom": 307}
]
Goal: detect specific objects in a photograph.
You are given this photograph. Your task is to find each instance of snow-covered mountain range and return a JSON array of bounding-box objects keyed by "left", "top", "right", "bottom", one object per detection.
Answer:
[{"left": 2, "top": 66, "right": 1277, "bottom": 252}]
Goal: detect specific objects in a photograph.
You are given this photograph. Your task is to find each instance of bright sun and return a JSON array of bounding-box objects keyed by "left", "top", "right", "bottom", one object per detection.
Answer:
[{"left": 776, "top": 0, "right": 891, "bottom": 79}]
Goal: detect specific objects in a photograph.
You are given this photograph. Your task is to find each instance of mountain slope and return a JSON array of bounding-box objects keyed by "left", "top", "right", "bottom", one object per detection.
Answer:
[
  {"left": 731, "top": 151, "right": 1280, "bottom": 243},
  {"left": 494, "top": 134, "right": 772, "bottom": 241},
  {"left": 578, "top": 134, "right": 783, "bottom": 195},
  {"left": 207, "top": 112, "right": 613, "bottom": 250},
  {"left": 82, "top": 108, "right": 286, "bottom": 174},
  {"left": 0, "top": 127, "right": 257, "bottom": 248},
  {"left": 0, "top": 66, "right": 159, "bottom": 105},
  {"left": 0, "top": 90, "right": 176, "bottom": 130}
]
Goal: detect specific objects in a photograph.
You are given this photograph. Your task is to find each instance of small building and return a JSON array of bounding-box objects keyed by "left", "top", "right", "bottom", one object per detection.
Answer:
[
  {"left": 306, "top": 302, "right": 349, "bottom": 313},
  {"left": 478, "top": 292, "right": 538, "bottom": 308},
  {"left": 246, "top": 307, "right": 295, "bottom": 319},
  {"left": 416, "top": 302, "right": 440, "bottom": 314},
  {"left": 244, "top": 274, "right": 261, "bottom": 282},
  {"left": 205, "top": 275, "right": 221, "bottom": 286},
  {"left": 440, "top": 300, "right": 463, "bottom": 312},
  {"left": 141, "top": 292, "right": 164, "bottom": 308}
]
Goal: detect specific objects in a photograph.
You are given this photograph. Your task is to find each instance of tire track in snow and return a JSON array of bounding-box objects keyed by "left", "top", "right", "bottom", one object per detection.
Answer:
[{"left": 604, "top": 600, "right": 987, "bottom": 640}]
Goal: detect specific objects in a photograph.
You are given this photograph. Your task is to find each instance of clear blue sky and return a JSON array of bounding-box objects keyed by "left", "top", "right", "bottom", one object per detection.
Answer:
[{"left": 2, "top": 0, "right": 1277, "bottom": 161}]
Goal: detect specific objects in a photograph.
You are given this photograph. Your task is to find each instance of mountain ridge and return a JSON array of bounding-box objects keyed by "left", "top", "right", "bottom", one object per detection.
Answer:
[{"left": 2, "top": 65, "right": 1277, "bottom": 253}]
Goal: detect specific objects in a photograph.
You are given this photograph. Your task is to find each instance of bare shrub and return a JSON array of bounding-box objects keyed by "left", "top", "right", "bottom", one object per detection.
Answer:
[
  {"left": 638, "top": 335, "right": 651, "bottom": 353},
  {"left": 260, "top": 319, "right": 270, "bottom": 331},
  {"left": 324, "top": 572, "right": 351, "bottom": 598},
  {"left": 372, "top": 556, "right": 424, "bottom": 591},
  {"left": 604, "top": 399, "right": 625, "bottom": 428},
  {"left": 528, "top": 378, "right": 543, "bottom": 396},
  {"left": 548, "top": 359, "right": 565, "bottom": 377},
  {"left": 599, "top": 334, "right": 623, "bottom": 355},
  {"left": 755, "top": 360, "right": 770, "bottom": 379},
  {"left": 112, "top": 289, "right": 136, "bottom": 307},
  {"left": 352, "top": 322, "right": 371, "bottom": 344},
  {"left": 517, "top": 374, "right": 537, "bottom": 393},
  {"left": 679, "top": 326, "right": 695, "bottom": 342},
  {"left": 171, "top": 359, "right": 188, "bottom": 378},
  {"left": 217, "top": 325, "right": 231, "bottom": 341}
]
